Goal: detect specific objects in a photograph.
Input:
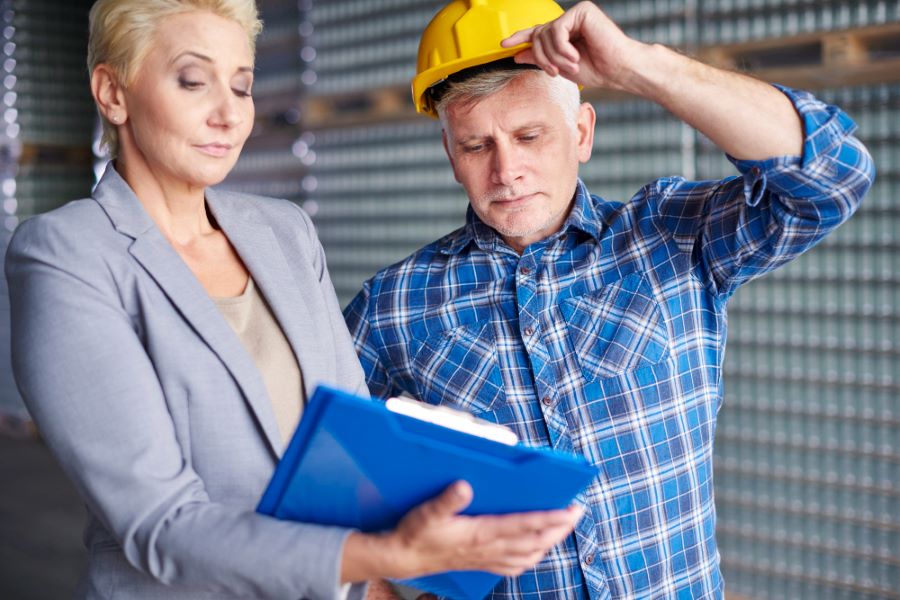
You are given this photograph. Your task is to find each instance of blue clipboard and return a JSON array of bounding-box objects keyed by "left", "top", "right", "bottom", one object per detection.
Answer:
[{"left": 257, "top": 385, "right": 597, "bottom": 600}]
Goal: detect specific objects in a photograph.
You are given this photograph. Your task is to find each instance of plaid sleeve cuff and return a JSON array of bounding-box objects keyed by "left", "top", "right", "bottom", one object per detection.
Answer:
[{"left": 727, "top": 85, "right": 871, "bottom": 208}]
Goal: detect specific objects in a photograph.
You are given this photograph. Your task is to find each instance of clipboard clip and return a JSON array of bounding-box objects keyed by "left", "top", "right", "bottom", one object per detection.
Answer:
[{"left": 386, "top": 396, "right": 518, "bottom": 446}]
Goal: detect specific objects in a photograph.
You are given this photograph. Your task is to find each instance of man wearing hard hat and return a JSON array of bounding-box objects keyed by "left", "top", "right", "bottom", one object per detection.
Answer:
[{"left": 346, "top": 1, "right": 874, "bottom": 598}]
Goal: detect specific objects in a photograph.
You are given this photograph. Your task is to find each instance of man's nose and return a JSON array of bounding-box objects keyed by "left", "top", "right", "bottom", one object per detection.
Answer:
[{"left": 490, "top": 140, "right": 525, "bottom": 187}]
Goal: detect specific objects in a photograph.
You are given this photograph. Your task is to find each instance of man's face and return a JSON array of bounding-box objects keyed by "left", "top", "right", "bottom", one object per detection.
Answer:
[{"left": 442, "top": 73, "right": 595, "bottom": 253}]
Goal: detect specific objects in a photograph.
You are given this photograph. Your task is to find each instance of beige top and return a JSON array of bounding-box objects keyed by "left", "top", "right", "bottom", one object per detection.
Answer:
[{"left": 213, "top": 278, "right": 304, "bottom": 444}]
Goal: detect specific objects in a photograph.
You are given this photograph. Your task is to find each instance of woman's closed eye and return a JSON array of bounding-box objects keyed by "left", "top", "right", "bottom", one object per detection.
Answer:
[
  {"left": 178, "top": 77, "right": 205, "bottom": 90},
  {"left": 177, "top": 77, "right": 251, "bottom": 98}
]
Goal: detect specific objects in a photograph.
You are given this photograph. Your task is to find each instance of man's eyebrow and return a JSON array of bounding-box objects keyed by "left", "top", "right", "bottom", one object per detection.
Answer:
[
  {"left": 171, "top": 51, "right": 253, "bottom": 73},
  {"left": 514, "top": 122, "right": 548, "bottom": 132},
  {"left": 455, "top": 123, "right": 547, "bottom": 144},
  {"left": 455, "top": 135, "right": 489, "bottom": 146}
]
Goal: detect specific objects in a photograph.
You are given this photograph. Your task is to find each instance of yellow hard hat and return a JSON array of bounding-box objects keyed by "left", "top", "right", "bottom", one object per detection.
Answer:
[{"left": 412, "top": 0, "right": 565, "bottom": 118}]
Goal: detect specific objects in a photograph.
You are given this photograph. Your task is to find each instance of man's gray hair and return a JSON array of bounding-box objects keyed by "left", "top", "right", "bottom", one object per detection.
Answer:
[{"left": 436, "top": 68, "right": 581, "bottom": 133}]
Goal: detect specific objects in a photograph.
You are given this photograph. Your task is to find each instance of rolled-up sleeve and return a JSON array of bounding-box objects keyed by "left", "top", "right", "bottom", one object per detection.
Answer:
[{"left": 662, "top": 85, "right": 875, "bottom": 299}]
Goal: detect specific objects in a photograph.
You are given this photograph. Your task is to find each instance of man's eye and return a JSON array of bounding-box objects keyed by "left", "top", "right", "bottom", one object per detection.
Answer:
[
  {"left": 463, "top": 145, "right": 484, "bottom": 153},
  {"left": 519, "top": 134, "right": 539, "bottom": 142}
]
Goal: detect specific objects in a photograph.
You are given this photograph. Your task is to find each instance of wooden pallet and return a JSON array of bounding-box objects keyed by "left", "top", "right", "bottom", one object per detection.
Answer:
[
  {"left": 304, "top": 86, "right": 413, "bottom": 129},
  {"left": 302, "top": 23, "right": 900, "bottom": 130},
  {"left": 17, "top": 143, "right": 94, "bottom": 168},
  {"left": 699, "top": 22, "right": 900, "bottom": 89},
  {"left": 0, "top": 412, "right": 37, "bottom": 441}
]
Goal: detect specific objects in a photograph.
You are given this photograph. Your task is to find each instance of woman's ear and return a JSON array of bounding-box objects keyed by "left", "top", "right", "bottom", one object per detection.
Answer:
[{"left": 91, "top": 64, "right": 127, "bottom": 124}]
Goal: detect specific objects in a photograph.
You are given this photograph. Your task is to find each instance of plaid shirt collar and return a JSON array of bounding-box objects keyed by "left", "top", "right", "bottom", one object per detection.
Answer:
[{"left": 440, "top": 179, "right": 606, "bottom": 256}]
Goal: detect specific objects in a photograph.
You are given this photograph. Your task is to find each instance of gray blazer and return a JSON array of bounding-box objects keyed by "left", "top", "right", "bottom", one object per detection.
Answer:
[{"left": 6, "top": 164, "right": 369, "bottom": 599}]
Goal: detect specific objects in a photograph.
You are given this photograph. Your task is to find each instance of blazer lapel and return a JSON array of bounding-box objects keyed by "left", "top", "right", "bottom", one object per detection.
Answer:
[
  {"left": 207, "top": 189, "right": 335, "bottom": 400},
  {"left": 92, "top": 165, "right": 284, "bottom": 457}
]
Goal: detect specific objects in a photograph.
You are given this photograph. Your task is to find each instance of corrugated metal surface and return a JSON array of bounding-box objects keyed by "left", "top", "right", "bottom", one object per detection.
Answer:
[{"left": 1, "top": 0, "right": 95, "bottom": 417}]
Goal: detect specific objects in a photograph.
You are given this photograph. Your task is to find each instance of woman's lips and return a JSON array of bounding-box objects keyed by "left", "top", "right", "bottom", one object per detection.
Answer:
[{"left": 195, "top": 143, "right": 232, "bottom": 158}]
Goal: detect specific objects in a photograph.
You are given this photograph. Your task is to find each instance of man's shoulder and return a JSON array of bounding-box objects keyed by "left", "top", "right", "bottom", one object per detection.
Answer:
[
  {"left": 610, "top": 176, "right": 692, "bottom": 205},
  {"left": 368, "top": 226, "right": 469, "bottom": 284},
  {"left": 345, "top": 226, "right": 470, "bottom": 327},
  {"left": 585, "top": 176, "right": 727, "bottom": 223}
]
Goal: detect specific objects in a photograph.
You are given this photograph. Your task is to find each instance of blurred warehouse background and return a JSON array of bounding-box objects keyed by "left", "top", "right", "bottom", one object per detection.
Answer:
[{"left": 0, "top": 0, "right": 898, "bottom": 599}]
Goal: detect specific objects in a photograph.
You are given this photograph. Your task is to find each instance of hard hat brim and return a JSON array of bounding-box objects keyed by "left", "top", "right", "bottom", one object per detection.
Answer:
[{"left": 411, "top": 43, "right": 531, "bottom": 118}]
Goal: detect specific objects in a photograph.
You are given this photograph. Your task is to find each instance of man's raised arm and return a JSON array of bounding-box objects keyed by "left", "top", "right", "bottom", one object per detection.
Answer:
[{"left": 502, "top": 0, "right": 803, "bottom": 160}]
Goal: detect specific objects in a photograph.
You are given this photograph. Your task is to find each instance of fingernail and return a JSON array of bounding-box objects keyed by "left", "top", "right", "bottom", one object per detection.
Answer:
[{"left": 453, "top": 480, "right": 471, "bottom": 497}]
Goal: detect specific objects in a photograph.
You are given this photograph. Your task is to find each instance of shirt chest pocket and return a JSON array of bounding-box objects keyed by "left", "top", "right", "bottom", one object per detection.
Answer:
[
  {"left": 410, "top": 320, "right": 505, "bottom": 415},
  {"left": 559, "top": 272, "right": 670, "bottom": 382}
]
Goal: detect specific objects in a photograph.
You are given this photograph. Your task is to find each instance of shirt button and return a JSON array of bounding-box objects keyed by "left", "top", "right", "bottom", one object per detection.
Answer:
[
  {"left": 523, "top": 326, "right": 534, "bottom": 336},
  {"left": 584, "top": 553, "right": 595, "bottom": 566},
  {"left": 520, "top": 266, "right": 531, "bottom": 275},
  {"left": 751, "top": 166, "right": 761, "bottom": 176},
  {"left": 542, "top": 396, "right": 554, "bottom": 407}
]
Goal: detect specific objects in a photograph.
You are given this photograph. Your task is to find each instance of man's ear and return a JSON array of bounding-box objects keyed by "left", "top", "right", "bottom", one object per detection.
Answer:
[
  {"left": 91, "top": 64, "right": 128, "bottom": 123},
  {"left": 441, "top": 129, "right": 461, "bottom": 183},
  {"left": 576, "top": 102, "right": 596, "bottom": 164}
]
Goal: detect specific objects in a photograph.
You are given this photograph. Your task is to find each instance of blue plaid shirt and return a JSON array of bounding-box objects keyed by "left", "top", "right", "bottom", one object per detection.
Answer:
[{"left": 343, "top": 87, "right": 874, "bottom": 599}]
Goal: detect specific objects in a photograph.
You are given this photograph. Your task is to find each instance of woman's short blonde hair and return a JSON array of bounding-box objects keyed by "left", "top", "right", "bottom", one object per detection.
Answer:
[{"left": 88, "top": 0, "right": 262, "bottom": 156}]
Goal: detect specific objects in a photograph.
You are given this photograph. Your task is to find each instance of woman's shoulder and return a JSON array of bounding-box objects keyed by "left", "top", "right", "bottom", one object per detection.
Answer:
[
  {"left": 207, "top": 188, "right": 316, "bottom": 236},
  {"left": 9, "top": 197, "right": 114, "bottom": 253},
  {"left": 210, "top": 187, "right": 308, "bottom": 216}
]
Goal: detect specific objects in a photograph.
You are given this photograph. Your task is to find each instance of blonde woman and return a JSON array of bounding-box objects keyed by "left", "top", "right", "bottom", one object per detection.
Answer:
[{"left": 5, "top": 1, "right": 582, "bottom": 598}]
